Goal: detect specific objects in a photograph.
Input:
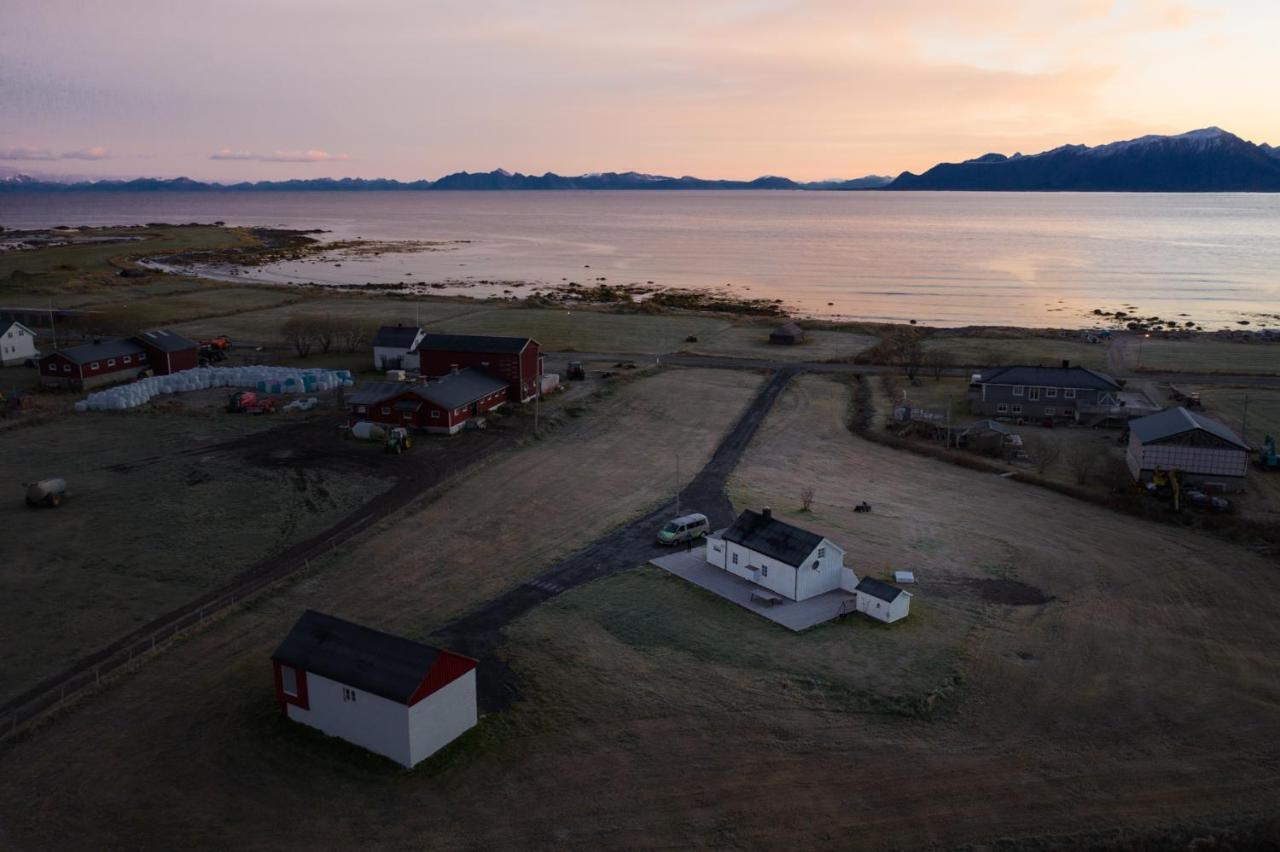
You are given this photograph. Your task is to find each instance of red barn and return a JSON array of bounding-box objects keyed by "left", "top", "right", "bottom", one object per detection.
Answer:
[
  {"left": 347, "top": 368, "right": 510, "bottom": 434},
  {"left": 412, "top": 334, "right": 542, "bottom": 403},
  {"left": 39, "top": 329, "right": 199, "bottom": 391}
]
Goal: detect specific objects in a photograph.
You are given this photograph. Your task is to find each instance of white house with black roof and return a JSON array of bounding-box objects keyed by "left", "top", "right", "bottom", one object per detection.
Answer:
[
  {"left": 1126, "top": 406, "right": 1251, "bottom": 492},
  {"left": 271, "top": 610, "right": 478, "bottom": 768},
  {"left": 704, "top": 508, "right": 849, "bottom": 602},
  {"left": 855, "top": 577, "right": 912, "bottom": 623},
  {"left": 373, "top": 324, "right": 426, "bottom": 371}
]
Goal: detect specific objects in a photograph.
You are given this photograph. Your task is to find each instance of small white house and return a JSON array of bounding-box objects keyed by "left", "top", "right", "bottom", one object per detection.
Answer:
[
  {"left": 704, "top": 508, "right": 849, "bottom": 602},
  {"left": 0, "top": 321, "right": 37, "bottom": 366},
  {"left": 855, "top": 577, "right": 912, "bottom": 623},
  {"left": 373, "top": 325, "right": 425, "bottom": 372},
  {"left": 1126, "top": 406, "right": 1250, "bottom": 492},
  {"left": 271, "top": 610, "right": 478, "bottom": 768}
]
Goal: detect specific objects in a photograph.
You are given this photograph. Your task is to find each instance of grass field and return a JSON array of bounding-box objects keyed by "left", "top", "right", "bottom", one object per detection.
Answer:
[
  {"left": 923, "top": 334, "right": 1110, "bottom": 370},
  {"left": 1130, "top": 338, "right": 1280, "bottom": 375},
  {"left": 0, "top": 396, "right": 393, "bottom": 706},
  {"left": 681, "top": 322, "right": 878, "bottom": 362},
  {"left": 1195, "top": 385, "right": 1280, "bottom": 520}
]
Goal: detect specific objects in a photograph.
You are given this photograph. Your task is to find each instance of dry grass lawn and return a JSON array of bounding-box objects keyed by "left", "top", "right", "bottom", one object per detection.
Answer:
[
  {"left": 681, "top": 322, "right": 878, "bottom": 362},
  {"left": 924, "top": 334, "right": 1110, "bottom": 370}
]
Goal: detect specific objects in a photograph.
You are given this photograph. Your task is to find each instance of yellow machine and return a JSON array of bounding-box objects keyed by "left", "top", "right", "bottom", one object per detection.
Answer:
[{"left": 1150, "top": 467, "right": 1182, "bottom": 511}]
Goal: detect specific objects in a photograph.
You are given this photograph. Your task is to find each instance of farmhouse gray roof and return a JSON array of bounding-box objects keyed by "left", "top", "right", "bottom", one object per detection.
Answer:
[
  {"left": 975, "top": 365, "right": 1120, "bottom": 391},
  {"left": 348, "top": 368, "right": 508, "bottom": 409},
  {"left": 721, "top": 509, "right": 824, "bottom": 568},
  {"left": 412, "top": 332, "right": 532, "bottom": 354},
  {"left": 135, "top": 329, "right": 198, "bottom": 353},
  {"left": 1129, "top": 406, "right": 1249, "bottom": 451},
  {"left": 374, "top": 325, "right": 422, "bottom": 348},
  {"left": 50, "top": 338, "right": 145, "bottom": 365},
  {"left": 272, "top": 610, "right": 442, "bottom": 705},
  {"left": 856, "top": 576, "right": 905, "bottom": 603}
]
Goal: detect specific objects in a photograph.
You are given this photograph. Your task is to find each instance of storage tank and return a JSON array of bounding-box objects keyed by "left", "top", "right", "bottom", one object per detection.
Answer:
[{"left": 25, "top": 478, "right": 67, "bottom": 508}]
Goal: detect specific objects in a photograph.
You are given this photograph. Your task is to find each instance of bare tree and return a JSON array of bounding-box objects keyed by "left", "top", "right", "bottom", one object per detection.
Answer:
[
  {"left": 923, "top": 348, "right": 953, "bottom": 381},
  {"left": 280, "top": 316, "right": 316, "bottom": 357},
  {"left": 313, "top": 314, "right": 339, "bottom": 355},
  {"left": 882, "top": 328, "right": 924, "bottom": 381},
  {"left": 338, "top": 321, "right": 374, "bottom": 353},
  {"left": 800, "top": 486, "right": 815, "bottom": 512},
  {"left": 1064, "top": 440, "right": 1102, "bottom": 485},
  {"left": 1022, "top": 431, "right": 1063, "bottom": 475}
]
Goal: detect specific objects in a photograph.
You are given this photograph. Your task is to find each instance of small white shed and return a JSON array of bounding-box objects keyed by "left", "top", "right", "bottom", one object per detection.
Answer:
[
  {"left": 271, "top": 610, "right": 478, "bottom": 768},
  {"left": 855, "top": 577, "right": 912, "bottom": 624},
  {"left": 0, "top": 321, "right": 37, "bottom": 366}
]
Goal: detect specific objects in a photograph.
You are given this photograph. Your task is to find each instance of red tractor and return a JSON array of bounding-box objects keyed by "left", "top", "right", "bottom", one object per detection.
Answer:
[{"left": 226, "top": 391, "right": 276, "bottom": 414}]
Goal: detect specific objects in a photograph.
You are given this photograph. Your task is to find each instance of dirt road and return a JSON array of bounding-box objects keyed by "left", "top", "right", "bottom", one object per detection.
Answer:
[{"left": 433, "top": 367, "right": 798, "bottom": 708}]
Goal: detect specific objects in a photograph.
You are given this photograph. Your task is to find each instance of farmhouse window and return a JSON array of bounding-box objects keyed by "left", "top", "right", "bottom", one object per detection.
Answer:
[
  {"left": 63, "top": 364, "right": 71, "bottom": 372},
  {"left": 996, "top": 403, "right": 1008, "bottom": 413},
  {"left": 1046, "top": 388, "right": 1058, "bottom": 398},
  {"left": 1012, "top": 386, "right": 1024, "bottom": 397},
  {"left": 431, "top": 411, "right": 440, "bottom": 419},
  {"left": 817, "top": 547, "right": 826, "bottom": 558},
  {"left": 123, "top": 356, "right": 131, "bottom": 364},
  {"left": 1011, "top": 404, "right": 1023, "bottom": 415},
  {"left": 91, "top": 362, "right": 99, "bottom": 370},
  {"left": 732, "top": 553, "right": 739, "bottom": 565},
  {"left": 47, "top": 362, "right": 57, "bottom": 373},
  {"left": 280, "top": 666, "right": 299, "bottom": 697},
  {"left": 342, "top": 687, "right": 357, "bottom": 703},
  {"left": 760, "top": 566, "right": 768, "bottom": 577},
  {"left": 1028, "top": 388, "right": 1041, "bottom": 401},
  {"left": 107, "top": 359, "right": 115, "bottom": 367},
  {"left": 1064, "top": 388, "right": 1077, "bottom": 399}
]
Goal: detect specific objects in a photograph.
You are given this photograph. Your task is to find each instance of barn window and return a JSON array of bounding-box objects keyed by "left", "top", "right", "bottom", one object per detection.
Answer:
[
  {"left": 431, "top": 411, "right": 440, "bottom": 419},
  {"left": 47, "top": 362, "right": 57, "bottom": 373},
  {"left": 123, "top": 356, "right": 131, "bottom": 364},
  {"left": 381, "top": 406, "right": 390, "bottom": 415},
  {"left": 63, "top": 364, "right": 71, "bottom": 373},
  {"left": 280, "top": 665, "right": 299, "bottom": 697},
  {"left": 107, "top": 358, "right": 116, "bottom": 367},
  {"left": 91, "top": 362, "right": 99, "bottom": 370}
]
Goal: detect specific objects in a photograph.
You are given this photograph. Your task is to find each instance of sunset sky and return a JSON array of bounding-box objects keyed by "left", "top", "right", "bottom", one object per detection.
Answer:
[{"left": 2, "top": 0, "right": 1277, "bottom": 182}]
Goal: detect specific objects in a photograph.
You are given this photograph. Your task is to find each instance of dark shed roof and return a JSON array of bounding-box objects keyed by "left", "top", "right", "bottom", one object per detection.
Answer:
[
  {"left": 413, "top": 333, "right": 532, "bottom": 354},
  {"left": 135, "top": 329, "right": 198, "bottom": 353},
  {"left": 975, "top": 364, "right": 1119, "bottom": 391},
  {"left": 856, "top": 576, "right": 905, "bottom": 603},
  {"left": 50, "top": 338, "right": 145, "bottom": 365},
  {"left": 272, "top": 610, "right": 442, "bottom": 704},
  {"left": 770, "top": 322, "right": 804, "bottom": 339},
  {"left": 374, "top": 325, "right": 423, "bottom": 348},
  {"left": 721, "top": 509, "right": 824, "bottom": 568},
  {"left": 416, "top": 367, "right": 508, "bottom": 409},
  {"left": 1129, "top": 406, "right": 1249, "bottom": 450}
]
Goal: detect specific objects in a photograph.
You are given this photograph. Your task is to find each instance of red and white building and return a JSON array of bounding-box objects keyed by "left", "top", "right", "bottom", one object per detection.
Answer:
[
  {"left": 412, "top": 333, "right": 543, "bottom": 403},
  {"left": 271, "top": 610, "right": 479, "bottom": 769},
  {"left": 39, "top": 329, "right": 199, "bottom": 390},
  {"left": 347, "top": 368, "right": 509, "bottom": 434}
]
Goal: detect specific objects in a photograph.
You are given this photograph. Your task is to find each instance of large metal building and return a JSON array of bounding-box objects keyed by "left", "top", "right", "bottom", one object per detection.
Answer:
[{"left": 1126, "top": 406, "right": 1250, "bottom": 492}]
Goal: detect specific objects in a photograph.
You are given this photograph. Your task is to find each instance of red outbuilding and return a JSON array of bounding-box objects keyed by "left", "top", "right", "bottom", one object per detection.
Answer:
[
  {"left": 347, "top": 368, "right": 510, "bottom": 434},
  {"left": 40, "top": 328, "right": 199, "bottom": 391},
  {"left": 411, "top": 333, "right": 542, "bottom": 403}
]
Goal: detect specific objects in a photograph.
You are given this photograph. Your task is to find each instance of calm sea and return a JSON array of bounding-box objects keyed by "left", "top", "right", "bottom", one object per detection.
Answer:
[{"left": 3, "top": 190, "right": 1279, "bottom": 329}]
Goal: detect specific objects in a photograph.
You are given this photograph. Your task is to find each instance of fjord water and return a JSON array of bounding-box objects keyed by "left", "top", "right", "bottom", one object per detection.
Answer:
[{"left": 3, "top": 190, "right": 1278, "bottom": 328}]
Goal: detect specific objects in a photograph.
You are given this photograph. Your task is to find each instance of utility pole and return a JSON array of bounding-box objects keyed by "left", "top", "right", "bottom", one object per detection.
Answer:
[
  {"left": 48, "top": 299, "right": 57, "bottom": 350},
  {"left": 675, "top": 450, "right": 681, "bottom": 516}
]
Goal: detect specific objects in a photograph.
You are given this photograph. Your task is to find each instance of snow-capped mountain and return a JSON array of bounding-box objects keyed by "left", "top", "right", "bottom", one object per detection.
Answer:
[{"left": 889, "top": 128, "right": 1280, "bottom": 191}]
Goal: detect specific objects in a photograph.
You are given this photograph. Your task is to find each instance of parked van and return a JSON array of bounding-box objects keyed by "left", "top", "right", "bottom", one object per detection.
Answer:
[{"left": 657, "top": 512, "right": 710, "bottom": 545}]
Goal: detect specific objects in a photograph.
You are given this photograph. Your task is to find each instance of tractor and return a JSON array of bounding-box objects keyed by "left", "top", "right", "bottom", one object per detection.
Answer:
[
  {"left": 227, "top": 391, "right": 276, "bottom": 414},
  {"left": 339, "top": 421, "right": 413, "bottom": 454}
]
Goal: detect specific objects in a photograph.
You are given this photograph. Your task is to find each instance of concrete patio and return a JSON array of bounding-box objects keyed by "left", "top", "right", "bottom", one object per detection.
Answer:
[{"left": 649, "top": 548, "right": 857, "bottom": 632}]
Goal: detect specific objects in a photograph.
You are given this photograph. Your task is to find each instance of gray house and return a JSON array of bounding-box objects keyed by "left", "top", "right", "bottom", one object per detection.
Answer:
[{"left": 968, "top": 361, "right": 1121, "bottom": 422}]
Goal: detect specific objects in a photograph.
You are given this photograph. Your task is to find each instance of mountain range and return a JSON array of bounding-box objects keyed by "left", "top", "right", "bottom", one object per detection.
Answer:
[
  {"left": 3, "top": 128, "right": 1280, "bottom": 192},
  {"left": 0, "top": 170, "right": 892, "bottom": 193},
  {"left": 886, "top": 127, "right": 1280, "bottom": 191}
]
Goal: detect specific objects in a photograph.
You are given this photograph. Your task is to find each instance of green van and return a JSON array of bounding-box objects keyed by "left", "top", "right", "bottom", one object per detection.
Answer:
[{"left": 657, "top": 512, "right": 710, "bottom": 546}]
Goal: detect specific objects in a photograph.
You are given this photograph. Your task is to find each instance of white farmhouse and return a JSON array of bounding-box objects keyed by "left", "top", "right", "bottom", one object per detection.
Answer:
[
  {"left": 0, "top": 321, "right": 38, "bottom": 366},
  {"left": 855, "top": 577, "right": 912, "bottom": 623},
  {"left": 373, "top": 324, "right": 425, "bottom": 372},
  {"left": 1127, "top": 406, "right": 1250, "bottom": 492},
  {"left": 704, "top": 508, "right": 848, "bottom": 602},
  {"left": 271, "top": 610, "right": 478, "bottom": 769}
]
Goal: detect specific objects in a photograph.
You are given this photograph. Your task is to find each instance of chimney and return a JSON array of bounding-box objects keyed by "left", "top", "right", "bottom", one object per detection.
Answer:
[
  {"left": 1062, "top": 359, "right": 1070, "bottom": 369},
  {"left": 762, "top": 507, "right": 772, "bottom": 521}
]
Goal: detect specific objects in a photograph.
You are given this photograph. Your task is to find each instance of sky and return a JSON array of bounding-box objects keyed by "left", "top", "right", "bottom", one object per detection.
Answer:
[{"left": 2, "top": 0, "right": 1278, "bottom": 182}]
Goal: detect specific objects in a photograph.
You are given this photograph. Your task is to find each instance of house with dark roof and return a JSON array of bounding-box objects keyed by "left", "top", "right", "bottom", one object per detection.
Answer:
[
  {"left": 704, "top": 508, "right": 847, "bottom": 602},
  {"left": 38, "top": 329, "right": 198, "bottom": 390},
  {"left": 769, "top": 322, "right": 805, "bottom": 345},
  {"left": 1126, "top": 406, "right": 1251, "bottom": 492},
  {"left": 347, "top": 368, "right": 510, "bottom": 433},
  {"left": 411, "top": 333, "right": 543, "bottom": 402},
  {"left": 968, "top": 361, "right": 1121, "bottom": 422},
  {"left": 854, "top": 577, "right": 912, "bottom": 623},
  {"left": 271, "top": 610, "right": 478, "bottom": 768},
  {"left": 373, "top": 324, "right": 426, "bottom": 371}
]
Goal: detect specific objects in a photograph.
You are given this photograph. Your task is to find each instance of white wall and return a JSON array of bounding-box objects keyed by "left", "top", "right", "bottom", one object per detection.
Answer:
[
  {"left": 856, "top": 590, "right": 911, "bottom": 623},
  {"left": 704, "top": 535, "right": 727, "bottom": 569},
  {"left": 287, "top": 671, "right": 413, "bottom": 768},
  {"left": 408, "top": 669, "right": 478, "bottom": 766},
  {"left": 721, "top": 539, "right": 797, "bottom": 599},
  {"left": 0, "top": 324, "right": 36, "bottom": 366},
  {"left": 794, "top": 540, "right": 845, "bottom": 601},
  {"left": 718, "top": 537, "right": 843, "bottom": 601}
]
